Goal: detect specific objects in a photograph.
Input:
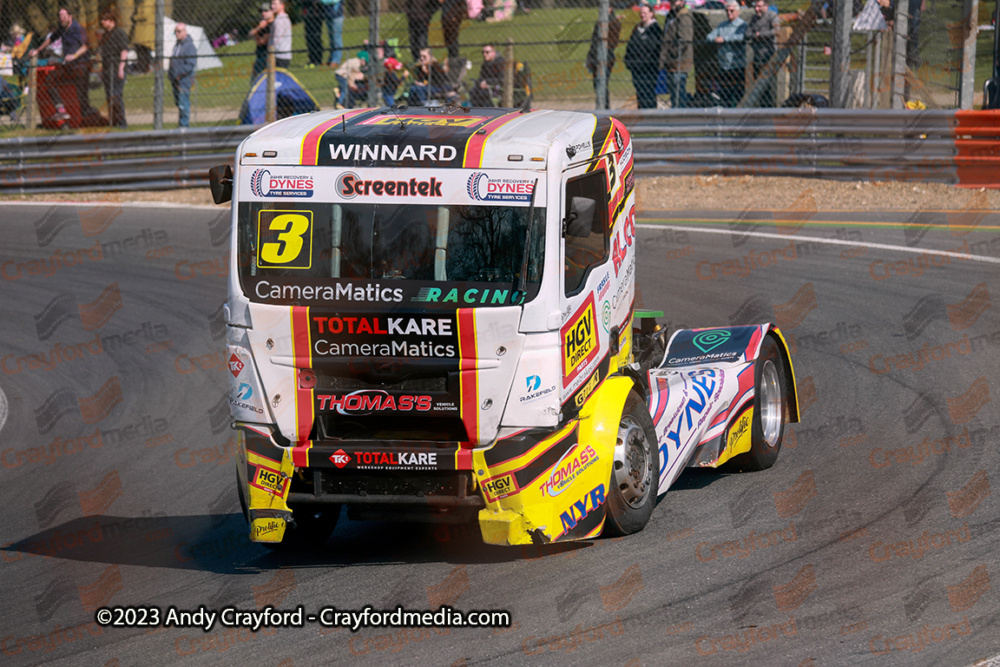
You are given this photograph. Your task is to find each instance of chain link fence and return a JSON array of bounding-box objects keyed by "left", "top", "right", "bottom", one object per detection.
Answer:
[{"left": 0, "top": 0, "right": 991, "bottom": 131}]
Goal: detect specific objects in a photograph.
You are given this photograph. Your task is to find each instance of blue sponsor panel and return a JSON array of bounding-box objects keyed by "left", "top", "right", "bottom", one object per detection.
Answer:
[{"left": 663, "top": 326, "right": 763, "bottom": 367}]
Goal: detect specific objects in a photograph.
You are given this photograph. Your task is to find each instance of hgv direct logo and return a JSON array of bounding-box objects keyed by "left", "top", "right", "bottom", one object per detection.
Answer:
[{"left": 250, "top": 169, "right": 314, "bottom": 198}]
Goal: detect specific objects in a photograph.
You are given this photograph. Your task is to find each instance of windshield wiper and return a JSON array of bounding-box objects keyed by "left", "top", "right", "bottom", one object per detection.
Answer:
[{"left": 516, "top": 179, "right": 540, "bottom": 299}]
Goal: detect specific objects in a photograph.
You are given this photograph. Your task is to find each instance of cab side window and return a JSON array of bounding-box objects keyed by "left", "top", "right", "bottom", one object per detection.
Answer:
[{"left": 564, "top": 170, "right": 609, "bottom": 296}]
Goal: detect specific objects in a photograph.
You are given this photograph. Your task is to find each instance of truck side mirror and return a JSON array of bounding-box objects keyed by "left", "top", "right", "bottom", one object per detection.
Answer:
[
  {"left": 564, "top": 196, "right": 596, "bottom": 238},
  {"left": 209, "top": 164, "right": 233, "bottom": 204}
]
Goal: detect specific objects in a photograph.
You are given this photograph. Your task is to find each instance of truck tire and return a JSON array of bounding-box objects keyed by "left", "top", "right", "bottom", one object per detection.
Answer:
[
  {"left": 604, "top": 390, "right": 659, "bottom": 536},
  {"left": 727, "top": 335, "right": 786, "bottom": 472},
  {"left": 237, "top": 470, "right": 249, "bottom": 523}
]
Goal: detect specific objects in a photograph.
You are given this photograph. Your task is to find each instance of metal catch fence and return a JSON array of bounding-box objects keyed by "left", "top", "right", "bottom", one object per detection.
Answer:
[{"left": 0, "top": 0, "right": 989, "bottom": 134}]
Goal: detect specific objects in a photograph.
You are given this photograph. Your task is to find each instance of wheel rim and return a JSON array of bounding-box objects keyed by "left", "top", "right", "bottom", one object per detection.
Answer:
[
  {"left": 613, "top": 415, "right": 653, "bottom": 508},
  {"left": 758, "top": 360, "right": 783, "bottom": 447}
]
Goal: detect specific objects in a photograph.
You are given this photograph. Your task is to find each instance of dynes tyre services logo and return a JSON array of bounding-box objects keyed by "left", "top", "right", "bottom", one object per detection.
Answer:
[
  {"left": 466, "top": 172, "right": 535, "bottom": 203},
  {"left": 250, "top": 169, "right": 314, "bottom": 198}
]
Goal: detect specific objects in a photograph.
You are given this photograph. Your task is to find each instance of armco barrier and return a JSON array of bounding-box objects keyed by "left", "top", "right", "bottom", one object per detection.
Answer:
[{"left": 1, "top": 109, "right": 999, "bottom": 194}]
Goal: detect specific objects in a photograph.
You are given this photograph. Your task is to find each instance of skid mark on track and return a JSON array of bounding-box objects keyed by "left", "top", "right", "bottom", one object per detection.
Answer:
[
  {"left": 0, "top": 383, "right": 7, "bottom": 434},
  {"left": 637, "top": 223, "right": 1000, "bottom": 265}
]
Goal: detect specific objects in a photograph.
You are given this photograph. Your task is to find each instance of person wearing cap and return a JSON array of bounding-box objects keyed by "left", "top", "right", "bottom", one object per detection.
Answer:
[
  {"left": 375, "top": 41, "right": 407, "bottom": 106},
  {"left": 249, "top": 2, "right": 274, "bottom": 81},
  {"left": 335, "top": 50, "right": 368, "bottom": 108},
  {"left": 706, "top": 0, "right": 747, "bottom": 107}
]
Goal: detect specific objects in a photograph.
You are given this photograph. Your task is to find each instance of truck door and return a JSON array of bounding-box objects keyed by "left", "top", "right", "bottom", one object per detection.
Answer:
[{"left": 559, "top": 163, "right": 612, "bottom": 416}]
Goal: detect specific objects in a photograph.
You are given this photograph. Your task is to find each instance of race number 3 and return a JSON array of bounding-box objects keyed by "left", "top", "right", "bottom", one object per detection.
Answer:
[{"left": 257, "top": 211, "right": 313, "bottom": 269}]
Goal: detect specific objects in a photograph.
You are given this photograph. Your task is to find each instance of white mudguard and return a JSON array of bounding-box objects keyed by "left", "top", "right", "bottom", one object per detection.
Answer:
[{"left": 646, "top": 325, "right": 799, "bottom": 496}]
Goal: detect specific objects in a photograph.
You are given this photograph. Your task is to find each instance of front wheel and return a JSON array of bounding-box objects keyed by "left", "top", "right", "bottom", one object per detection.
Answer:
[
  {"left": 728, "top": 335, "right": 787, "bottom": 472},
  {"left": 603, "top": 391, "right": 659, "bottom": 536}
]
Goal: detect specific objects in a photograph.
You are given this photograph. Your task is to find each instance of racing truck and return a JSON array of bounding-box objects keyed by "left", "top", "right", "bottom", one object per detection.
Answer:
[{"left": 208, "top": 106, "right": 799, "bottom": 548}]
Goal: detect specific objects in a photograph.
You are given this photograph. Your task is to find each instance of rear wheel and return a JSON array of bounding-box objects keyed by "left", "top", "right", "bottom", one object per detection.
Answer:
[
  {"left": 728, "top": 335, "right": 786, "bottom": 472},
  {"left": 604, "top": 391, "right": 659, "bottom": 536}
]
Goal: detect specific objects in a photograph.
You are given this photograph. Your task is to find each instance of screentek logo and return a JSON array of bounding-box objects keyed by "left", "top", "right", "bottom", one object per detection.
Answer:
[
  {"left": 250, "top": 169, "right": 314, "bottom": 198},
  {"left": 337, "top": 172, "right": 443, "bottom": 199}
]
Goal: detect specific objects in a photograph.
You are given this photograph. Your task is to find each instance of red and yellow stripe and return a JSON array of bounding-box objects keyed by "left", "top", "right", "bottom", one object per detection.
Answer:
[
  {"left": 299, "top": 110, "right": 367, "bottom": 165},
  {"left": 457, "top": 308, "right": 479, "bottom": 445},
  {"left": 462, "top": 111, "right": 525, "bottom": 168},
  {"left": 290, "top": 306, "right": 314, "bottom": 466}
]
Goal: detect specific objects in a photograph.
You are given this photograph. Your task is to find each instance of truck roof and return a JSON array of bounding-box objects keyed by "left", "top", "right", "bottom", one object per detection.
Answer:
[{"left": 239, "top": 107, "right": 624, "bottom": 170}]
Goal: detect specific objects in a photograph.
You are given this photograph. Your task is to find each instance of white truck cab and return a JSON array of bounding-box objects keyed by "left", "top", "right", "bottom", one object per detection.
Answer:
[{"left": 210, "top": 106, "right": 798, "bottom": 548}]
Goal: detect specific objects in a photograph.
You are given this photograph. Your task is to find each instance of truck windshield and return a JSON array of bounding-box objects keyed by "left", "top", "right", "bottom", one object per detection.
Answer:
[{"left": 238, "top": 201, "right": 545, "bottom": 301}]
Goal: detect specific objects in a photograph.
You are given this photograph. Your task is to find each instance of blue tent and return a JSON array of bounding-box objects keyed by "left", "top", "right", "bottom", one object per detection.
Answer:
[{"left": 240, "top": 69, "right": 320, "bottom": 125}]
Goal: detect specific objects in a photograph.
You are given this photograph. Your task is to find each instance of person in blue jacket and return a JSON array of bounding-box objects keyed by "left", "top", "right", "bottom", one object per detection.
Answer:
[
  {"left": 168, "top": 23, "right": 197, "bottom": 127},
  {"left": 706, "top": 0, "right": 747, "bottom": 107}
]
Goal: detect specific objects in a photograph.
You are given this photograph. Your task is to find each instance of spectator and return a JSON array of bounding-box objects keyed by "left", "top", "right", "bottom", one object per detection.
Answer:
[
  {"left": 270, "top": 0, "right": 292, "bottom": 68},
  {"left": 659, "top": 0, "right": 694, "bottom": 108},
  {"left": 322, "top": 0, "right": 344, "bottom": 66},
  {"left": 706, "top": 0, "right": 747, "bottom": 107},
  {"left": 440, "top": 0, "right": 466, "bottom": 60},
  {"left": 623, "top": 4, "right": 663, "bottom": 109},
  {"left": 406, "top": 0, "right": 433, "bottom": 61},
  {"left": 747, "top": 0, "right": 778, "bottom": 106},
  {"left": 4, "top": 23, "right": 34, "bottom": 78},
  {"left": 168, "top": 23, "right": 197, "bottom": 127},
  {"left": 469, "top": 43, "right": 505, "bottom": 107},
  {"left": 409, "top": 48, "right": 451, "bottom": 105},
  {"left": 98, "top": 12, "right": 128, "bottom": 128},
  {"left": 335, "top": 51, "right": 367, "bottom": 108},
  {"left": 29, "top": 7, "right": 95, "bottom": 123},
  {"left": 303, "top": 0, "right": 324, "bottom": 67},
  {"left": 3, "top": 23, "right": 29, "bottom": 55},
  {"left": 249, "top": 3, "right": 274, "bottom": 82},
  {"left": 585, "top": 7, "right": 621, "bottom": 109},
  {"left": 406, "top": 0, "right": 466, "bottom": 62},
  {"left": 375, "top": 41, "right": 408, "bottom": 106}
]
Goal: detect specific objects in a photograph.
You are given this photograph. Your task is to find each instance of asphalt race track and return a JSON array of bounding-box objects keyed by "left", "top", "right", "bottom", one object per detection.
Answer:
[{"left": 0, "top": 201, "right": 998, "bottom": 666}]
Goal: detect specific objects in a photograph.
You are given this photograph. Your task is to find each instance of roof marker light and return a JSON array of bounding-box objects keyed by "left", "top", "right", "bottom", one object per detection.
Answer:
[
  {"left": 508, "top": 155, "right": 523, "bottom": 161},
  {"left": 263, "top": 150, "right": 277, "bottom": 158}
]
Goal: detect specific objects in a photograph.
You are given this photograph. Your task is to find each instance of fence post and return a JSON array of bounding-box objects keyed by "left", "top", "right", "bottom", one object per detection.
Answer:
[
  {"left": 26, "top": 57, "right": 38, "bottom": 129},
  {"left": 959, "top": 0, "right": 979, "bottom": 109},
  {"left": 266, "top": 45, "right": 276, "bottom": 123},
  {"left": 367, "top": 0, "right": 381, "bottom": 108},
  {"left": 596, "top": 0, "right": 609, "bottom": 111},
  {"left": 503, "top": 39, "right": 514, "bottom": 107},
  {"left": 154, "top": 0, "right": 164, "bottom": 129},
  {"left": 890, "top": 0, "right": 909, "bottom": 108},
  {"left": 830, "top": 0, "right": 852, "bottom": 106}
]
